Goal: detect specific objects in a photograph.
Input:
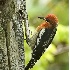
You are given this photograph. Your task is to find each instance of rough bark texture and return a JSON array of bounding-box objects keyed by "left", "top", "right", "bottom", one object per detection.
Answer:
[{"left": 0, "top": 0, "right": 27, "bottom": 70}]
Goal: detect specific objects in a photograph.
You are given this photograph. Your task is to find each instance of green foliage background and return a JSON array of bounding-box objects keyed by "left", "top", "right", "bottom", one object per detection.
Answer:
[{"left": 24, "top": 0, "right": 69, "bottom": 70}]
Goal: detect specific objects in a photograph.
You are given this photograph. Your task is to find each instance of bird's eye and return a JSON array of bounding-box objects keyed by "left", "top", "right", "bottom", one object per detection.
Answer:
[
  {"left": 45, "top": 19, "right": 53, "bottom": 25},
  {"left": 45, "top": 19, "right": 50, "bottom": 22}
]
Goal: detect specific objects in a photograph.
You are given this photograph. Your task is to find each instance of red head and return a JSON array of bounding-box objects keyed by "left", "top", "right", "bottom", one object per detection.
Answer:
[
  {"left": 37, "top": 14, "right": 58, "bottom": 31},
  {"left": 45, "top": 14, "right": 58, "bottom": 26}
]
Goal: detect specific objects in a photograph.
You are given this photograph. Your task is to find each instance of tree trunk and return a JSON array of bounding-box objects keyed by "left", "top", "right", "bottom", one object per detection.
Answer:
[{"left": 0, "top": 0, "right": 26, "bottom": 70}]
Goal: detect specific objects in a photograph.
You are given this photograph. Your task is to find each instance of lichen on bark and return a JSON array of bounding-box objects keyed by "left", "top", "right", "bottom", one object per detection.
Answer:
[{"left": 0, "top": 0, "right": 27, "bottom": 70}]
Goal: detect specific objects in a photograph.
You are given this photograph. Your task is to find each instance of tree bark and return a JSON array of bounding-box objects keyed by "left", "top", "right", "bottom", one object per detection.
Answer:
[{"left": 0, "top": 0, "right": 27, "bottom": 70}]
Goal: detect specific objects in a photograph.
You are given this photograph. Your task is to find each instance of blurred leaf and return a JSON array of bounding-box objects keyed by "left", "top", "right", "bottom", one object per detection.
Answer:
[{"left": 53, "top": 24, "right": 69, "bottom": 45}]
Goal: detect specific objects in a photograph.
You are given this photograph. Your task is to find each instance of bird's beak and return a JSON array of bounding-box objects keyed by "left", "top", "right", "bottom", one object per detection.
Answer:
[{"left": 38, "top": 17, "right": 46, "bottom": 21}]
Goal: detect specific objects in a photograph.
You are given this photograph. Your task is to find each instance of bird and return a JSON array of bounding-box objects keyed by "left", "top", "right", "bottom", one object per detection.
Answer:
[{"left": 25, "top": 14, "right": 58, "bottom": 70}]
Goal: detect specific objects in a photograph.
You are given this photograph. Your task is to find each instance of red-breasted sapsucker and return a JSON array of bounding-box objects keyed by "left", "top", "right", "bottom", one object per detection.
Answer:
[{"left": 25, "top": 14, "right": 58, "bottom": 70}]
